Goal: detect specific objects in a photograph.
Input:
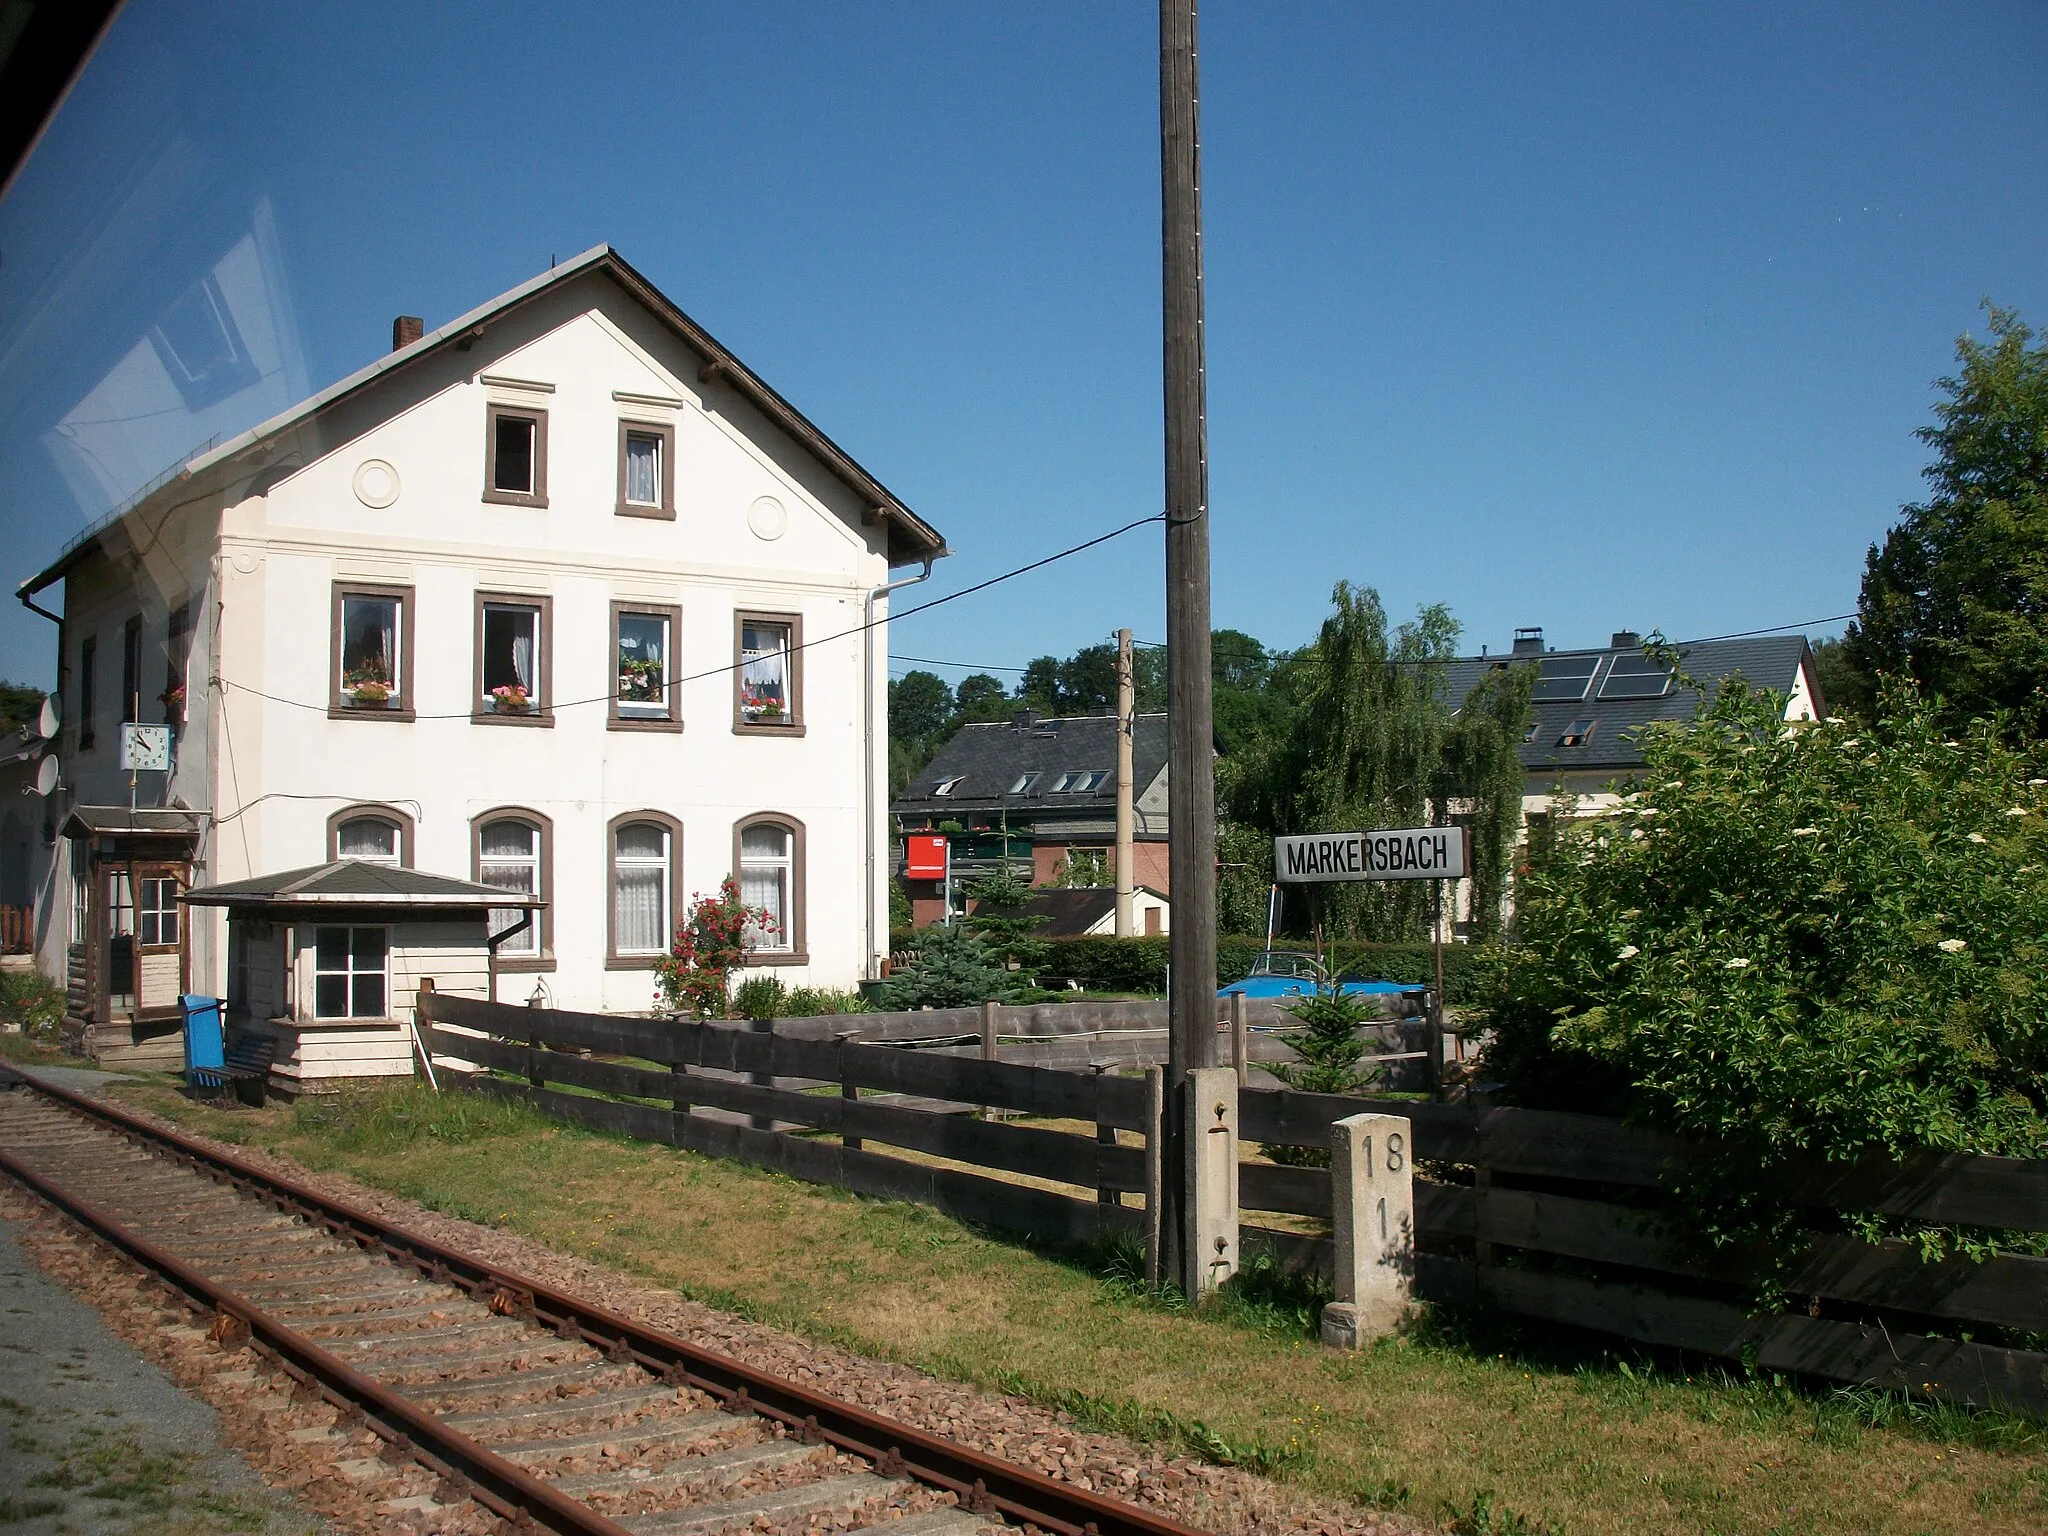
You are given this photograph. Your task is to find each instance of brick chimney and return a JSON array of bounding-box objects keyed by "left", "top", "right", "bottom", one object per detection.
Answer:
[{"left": 391, "top": 315, "right": 424, "bottom": 351}]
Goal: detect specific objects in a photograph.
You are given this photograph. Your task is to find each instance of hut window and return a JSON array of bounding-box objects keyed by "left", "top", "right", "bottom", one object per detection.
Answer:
[
  {"left": 314, "top": 926, "right": 387, "bottom": 1019},
  {"left": 139, "top": 877, "right": 179, "bottom": 948}
]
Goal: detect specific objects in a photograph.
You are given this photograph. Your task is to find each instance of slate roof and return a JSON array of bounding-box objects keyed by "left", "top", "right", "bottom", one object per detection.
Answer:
[
  {"left": 183, "top": 860, "right": 543, "bottom": 910},
  {"left": 894, "top": 713, "right": 1169, "bottom": 821},
  {"left": 1015, "top": 885, "right": 1170, "bottom": 937},
  {"left": 1441, "top": 633, "right": 1818, "bottom": 778}
]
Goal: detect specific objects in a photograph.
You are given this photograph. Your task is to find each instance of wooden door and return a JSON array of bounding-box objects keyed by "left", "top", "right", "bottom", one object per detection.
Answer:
[{"left": 133, "top": 863, "right": 188, "bottom": 1017}]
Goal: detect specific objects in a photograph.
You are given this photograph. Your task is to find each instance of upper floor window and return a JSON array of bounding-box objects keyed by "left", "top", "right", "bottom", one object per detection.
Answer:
[
  {"left": 328, "top": 804, "right": 414, "bottom": 867},
  {"left": 735, "top": 612, "right": 803, "bottom": 733},
  {"left": 121, "top": 615, "right": 142, "bottom": 724},
  {"left": 474, "top": 594, "right": 551, "bottom": 723},
  {"left": 314, "top": 926, "right": 388, "bottom": 1019},
  {"left": 484, "top": 405, "right": 549, "bottom": 507},
  {"left": 77, "top": 635, "right": 97, "bottom": 751},
  {"left": 737, "top": 817, "right": 803, "bottom": 960},
  {"left": 163, "top": 602, "right": 191, "bottom": 723},
  {"left": 612, "top": 603, "right": 682, "bottom": 730},
  {"left": 477, "top": 814, "right": 547, "bottom": 960},
  {"left": 617, "top": 421, "right": 675, "bottom": 519},
  {"left": 331, "top": 582, "right": 415, "bottom": 719}
]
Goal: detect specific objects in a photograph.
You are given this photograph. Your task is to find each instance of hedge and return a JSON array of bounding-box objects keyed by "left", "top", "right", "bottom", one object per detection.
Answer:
[{"left": 1034, "top": 934, "right": 1497, "bottom": 1005}]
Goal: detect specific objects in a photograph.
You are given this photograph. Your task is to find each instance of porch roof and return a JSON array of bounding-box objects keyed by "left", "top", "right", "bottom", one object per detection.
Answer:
[
  {"left": 182, "top": 859, "right": 543, "bottom": 911},
  {"left": 61, "top": 805, "right": 208, "bottom": 839}
]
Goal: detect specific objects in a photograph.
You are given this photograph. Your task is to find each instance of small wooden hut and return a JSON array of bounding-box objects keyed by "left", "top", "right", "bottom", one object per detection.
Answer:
[{"left": 181, "top": 860, "right": 543, "bottom": 1097}]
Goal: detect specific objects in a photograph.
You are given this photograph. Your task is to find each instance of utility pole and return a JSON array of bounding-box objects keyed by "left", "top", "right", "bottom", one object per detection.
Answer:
[
  {"left": 1160, "top": 0, "right": 1218, "bottom": 1295},
  {"left": 1115, "top": 627, "right": 1136, "bottom": 939}
]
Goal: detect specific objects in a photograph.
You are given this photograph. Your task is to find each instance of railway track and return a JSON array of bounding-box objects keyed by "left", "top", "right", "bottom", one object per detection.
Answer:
[{"left": 0, "top": 1067, "right": 1214, "bottom": 1536}]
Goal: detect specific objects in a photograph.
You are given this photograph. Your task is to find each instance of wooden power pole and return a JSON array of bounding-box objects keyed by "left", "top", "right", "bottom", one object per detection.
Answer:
[
  {"left": 1115, "top": 627, "right": 1136, "bottom": 939},
  {"left": 1159, "top": 0, "right": 1218, "bottom": 1295}
]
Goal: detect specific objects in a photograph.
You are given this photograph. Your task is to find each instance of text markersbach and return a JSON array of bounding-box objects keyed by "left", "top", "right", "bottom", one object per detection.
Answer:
[{"left": 1274, "top": 827, "right": 1471, "bottom": 884}]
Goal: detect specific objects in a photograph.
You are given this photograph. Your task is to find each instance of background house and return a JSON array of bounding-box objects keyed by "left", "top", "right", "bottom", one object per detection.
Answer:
[
  {"left": 892, "top": 710, "right": 1168, "bottom": 926},
  {"left": 17, "top": 245, "right": 944, "bottom": 1061},
  {"left": 1015, "top": 884, "right": 1171, "bottom": 939}
]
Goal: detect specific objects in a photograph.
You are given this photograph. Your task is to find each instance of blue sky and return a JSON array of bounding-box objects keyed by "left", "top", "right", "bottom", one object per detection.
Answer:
[{"left": 1, "top": 1, "right": 2043, "bottom": 690}]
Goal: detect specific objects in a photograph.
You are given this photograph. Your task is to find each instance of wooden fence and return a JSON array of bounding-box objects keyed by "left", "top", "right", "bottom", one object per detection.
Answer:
[
  {"left": 0, "top": 904, "right": 32, "bottom": 955},
  {"left": 420, "top": 993, "right": 2048, "bottom": 1417}
]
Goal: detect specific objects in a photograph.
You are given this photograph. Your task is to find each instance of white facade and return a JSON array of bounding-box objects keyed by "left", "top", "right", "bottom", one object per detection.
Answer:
[{"left": 26, "top": 250, "right": 944, "bottom": 1029}]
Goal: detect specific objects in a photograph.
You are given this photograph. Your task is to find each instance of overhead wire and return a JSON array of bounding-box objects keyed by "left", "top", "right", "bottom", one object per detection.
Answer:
[{"left": 214, "top": 512, "right": 1166, "bottom": 720}]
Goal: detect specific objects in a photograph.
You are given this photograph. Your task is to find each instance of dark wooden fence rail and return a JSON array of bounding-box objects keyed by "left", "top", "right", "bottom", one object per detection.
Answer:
[{"left": 422, "top": 993, "right": 2048, "bottom": 1417}]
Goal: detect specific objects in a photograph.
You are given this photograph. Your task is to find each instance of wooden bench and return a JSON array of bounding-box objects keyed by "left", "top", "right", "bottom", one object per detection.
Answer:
[{"left": 192, "top": 1032, "right": 276, "bottom": 1105}]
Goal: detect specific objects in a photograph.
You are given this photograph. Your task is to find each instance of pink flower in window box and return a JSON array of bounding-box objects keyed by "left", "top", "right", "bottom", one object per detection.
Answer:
[{"left": 490, "top": 684, "right": 532, "bottom": 714}]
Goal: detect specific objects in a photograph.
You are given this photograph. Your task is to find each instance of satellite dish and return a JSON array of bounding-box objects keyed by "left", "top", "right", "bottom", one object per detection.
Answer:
[
  {"left": 36, "top": 697, "right": 57, "bottom": 739},
  {"left": 34, "top": 756, "right": 59, "bottom": 797}
]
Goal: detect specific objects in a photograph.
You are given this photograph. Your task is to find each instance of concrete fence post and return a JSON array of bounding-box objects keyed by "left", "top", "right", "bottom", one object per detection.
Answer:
[
  {"left": 1320, "top": 1111, "right": 1415, "bottom": 1349},
  {"left": 1229, "top": 991, "right": 1248, "bottom": 1088},
  {"left": 1182, "top": 1066, "right": 1239, "bottom": 1298}
]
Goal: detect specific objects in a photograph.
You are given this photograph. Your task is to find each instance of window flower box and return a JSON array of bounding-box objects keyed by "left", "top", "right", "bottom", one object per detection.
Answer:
[{"left": 490, "top": 684, "right": 533, "bottom": 715}]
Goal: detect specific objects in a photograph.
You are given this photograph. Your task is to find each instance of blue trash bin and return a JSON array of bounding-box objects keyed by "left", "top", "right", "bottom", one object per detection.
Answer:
[{"left": 181, "top": 994, "right": 227, "bottom": 1090}]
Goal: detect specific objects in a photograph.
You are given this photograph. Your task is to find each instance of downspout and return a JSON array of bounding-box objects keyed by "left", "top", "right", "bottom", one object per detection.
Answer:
[{"left": 864, "top": 552, "right": 943, "bottom": 979}]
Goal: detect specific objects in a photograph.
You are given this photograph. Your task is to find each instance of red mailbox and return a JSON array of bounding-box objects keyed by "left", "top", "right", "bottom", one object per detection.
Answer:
[{"left": 904, "top": 834, "right": 949, "bottom": 880}]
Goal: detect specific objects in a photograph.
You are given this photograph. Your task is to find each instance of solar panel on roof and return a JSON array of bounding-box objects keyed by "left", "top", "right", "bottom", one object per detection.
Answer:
[
  {"left": 1599, "top": 653, "right": 1674, "bottom": 699},
  {"left": 1530, "top": 655, "right": 1600, "bottom": 701}
]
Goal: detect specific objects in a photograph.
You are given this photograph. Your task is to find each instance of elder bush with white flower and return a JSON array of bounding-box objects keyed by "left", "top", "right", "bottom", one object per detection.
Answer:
[{"left": 1484, "top": 679, "right": 2048, "bottom": 1174}]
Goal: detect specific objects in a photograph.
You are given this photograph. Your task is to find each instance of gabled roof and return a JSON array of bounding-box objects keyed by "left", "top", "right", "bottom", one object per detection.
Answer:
[
  {"left": 894, "top": 713, "right": 1169, "bottom": 818},
  {"left": 182, "top": 859, "right": 542, "bottom": 910},
  {"left": 1015, "top": 885, "right": 1170, "bottom": 938},
  {"left": 1442, "top": 633, "right": 1817, "bottom": 777},
  {"left": 19, "top": 245, "right": 946, "bottom": 596}
]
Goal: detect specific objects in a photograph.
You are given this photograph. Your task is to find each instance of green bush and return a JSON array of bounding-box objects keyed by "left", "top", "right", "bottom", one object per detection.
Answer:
[
  {"left": 783, "top": 987, "right": 869, "bottom": 1017},
  {"left": 876, "top": 924, "right": 1050, "bottom": 1009},
  {"left": 1483, "top": 681, "right": 2048, "bottom": 1248},
  {"left": 0, "top": 969, "right": 64, "bottom": 1046},
  {"left": 732, "top": 976, "right": 788, "bottom": 1021},
  {"left": 1035, "top": 934, "right": 1494, "bottom": 1002}
]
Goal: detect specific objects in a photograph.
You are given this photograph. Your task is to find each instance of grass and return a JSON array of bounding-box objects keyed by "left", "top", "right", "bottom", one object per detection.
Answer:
[{"left": 103, "top": 1075, "right": 2048, "bottom": 1536}]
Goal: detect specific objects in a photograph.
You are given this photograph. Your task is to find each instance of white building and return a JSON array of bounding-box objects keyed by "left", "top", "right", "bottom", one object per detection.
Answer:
[{"left": 17, "top": 246, "right": 946, "bottom": 1064}]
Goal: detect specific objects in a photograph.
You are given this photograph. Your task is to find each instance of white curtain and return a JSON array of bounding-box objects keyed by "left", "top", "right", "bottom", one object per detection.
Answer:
[
  {"left": 614, "top": 824, "right": 668, "bottom": 953},
  {"left": 739, "top": 824, "right": 790, "bottom": 949},
  {"left": 480, "top": 821, "right": 538, "bottom": 954},
  {"left": 510, "top": 616, "right": 534, "bottom": 692},
  {"left": 626, "top": 434, "right": 659, "bottom": 505},
  {"left": 339, "top": 818, "right": 400, "bottom": 864},
  {"left": 740, "top": 624, "right": 788, "bottom": 715}
]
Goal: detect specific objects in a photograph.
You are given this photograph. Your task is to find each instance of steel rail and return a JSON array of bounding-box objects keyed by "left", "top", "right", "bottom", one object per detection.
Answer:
[
  {"left": 0, "top": 1132, "right": 633, "bottom": 1536},
  {"left": 1, "top": 1069, "right": 1217, "bottom": 1536}
]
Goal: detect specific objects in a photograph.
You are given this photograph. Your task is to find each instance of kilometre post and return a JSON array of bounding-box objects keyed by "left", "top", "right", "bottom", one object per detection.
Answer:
[{"left": 1160, "top": 0, "right": 1218, "bottom": 1296}]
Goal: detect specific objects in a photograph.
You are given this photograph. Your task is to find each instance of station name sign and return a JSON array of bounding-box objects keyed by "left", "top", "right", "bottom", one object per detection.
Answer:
[{"left": 1275, "top": 826, "right": 1470, "bottom": 884}]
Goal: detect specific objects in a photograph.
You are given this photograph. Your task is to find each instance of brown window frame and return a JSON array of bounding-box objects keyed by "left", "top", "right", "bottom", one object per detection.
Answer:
[
  {"left": 610, "top": 601, "right": 684, "bottom": 732},
  {"left": 616, "top": 419, "right": 676, "bottom": 520},
  {"left": 473, "top": 807, "right": 554, "bottom": 971},
  {"left": 471, "top": 591, "right": 554, "bottom": 727},
  {"left": 483, "top": 404, "right": 550, "bottom": 508},
  {"left": 78, "top": 634, "right": 97, "bottom": 751},
  {"left": 734, "top": 812, "right": 807, "bottom": 965},
  {"left": 733, "top": 610, "right": 804, "bottom": 736},
  {"left": 329, "top": 581, "right": 417, "bottom": 721},
  {"left": 326, "top": 804, "right": 417, "bottom": 867},
  {"left": 606, "top": 810, "right": 683, "bottom": 969}
]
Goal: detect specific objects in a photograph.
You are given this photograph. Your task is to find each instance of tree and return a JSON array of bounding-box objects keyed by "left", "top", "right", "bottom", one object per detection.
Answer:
[
  {"left": 953, "top": 672, "right": 1010, "bottom": 721},
  {"left": 889, "top": 670, "right": 953, "bottom": 744},
  {"left": 1807, "top": 635, "right": 1871, "bottom": 725},
  {"left": 1484, "top": 681, "right": 2048, "bottom": 1186},
  {"left": 0, "top": 682, "right": 45, "bottom": 731},
  {"left": 1211, "top": 628, "right": 1272, "bottom": 692},
  {"left": 1843, "top": 304, "right": 2048, "bottom": 737},
  {"left": 1057, "top": 644, "right": 1119, "bottom": 713},
  {"left": 875, "top": 923, "right": 1038, "bottom": 1008},
  {"left": 1019, "top": 656, "right": 1061, "bottom": 714},
  {"left": 653, "top": 877, "right": 773, "bottom": 1018}
]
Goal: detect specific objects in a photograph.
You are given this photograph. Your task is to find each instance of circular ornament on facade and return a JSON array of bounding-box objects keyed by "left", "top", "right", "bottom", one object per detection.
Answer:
[
  {"left": 352, "top": 459, "right": 401, "bottom": 508},
  {"left": 232, "top": 552, "right": 259, "bottom": 574},
  {"left": 747, "top": 495, "right": 787, "bottom": 542}
]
